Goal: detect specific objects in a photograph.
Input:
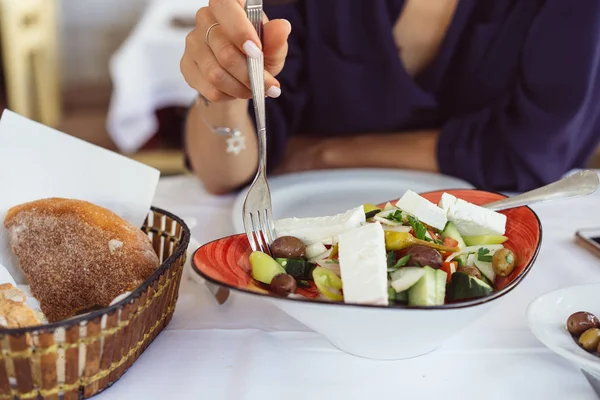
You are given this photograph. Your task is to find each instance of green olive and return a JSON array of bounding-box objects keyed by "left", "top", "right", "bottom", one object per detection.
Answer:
[
  {"left": 578, "top": 328, "right": 600, "bottom": 351},
  {"left": 492, "top": 248, "right": 516, "bottom": 277}
]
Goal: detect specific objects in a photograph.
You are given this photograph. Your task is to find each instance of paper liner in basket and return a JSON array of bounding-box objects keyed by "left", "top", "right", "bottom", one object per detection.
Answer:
[{"left": 0, "top": 109, "right": 160, "bottom": 320}]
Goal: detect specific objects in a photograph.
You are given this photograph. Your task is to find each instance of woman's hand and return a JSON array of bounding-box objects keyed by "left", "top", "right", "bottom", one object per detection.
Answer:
[{"left": 180, "top": 0, "right": 292, "bottom": 103}]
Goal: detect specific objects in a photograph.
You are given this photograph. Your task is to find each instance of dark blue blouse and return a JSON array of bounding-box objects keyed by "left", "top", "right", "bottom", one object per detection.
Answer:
[{"left": 251, "top": 0, "right": 600, "bottom": 191}]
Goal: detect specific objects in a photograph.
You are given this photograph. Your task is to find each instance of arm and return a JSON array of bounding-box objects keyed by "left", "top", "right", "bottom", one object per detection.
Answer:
[
  {"left": 185, "top": 99, "right": 258, "bottom": 195},
  {"left": 183, "top": 1, "right": 308, "bottom": 194}
]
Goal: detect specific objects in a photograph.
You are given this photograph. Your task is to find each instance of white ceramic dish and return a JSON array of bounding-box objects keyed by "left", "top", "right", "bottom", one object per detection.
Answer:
[
  {"left": 269, "top": 293, "right": 500, "bottom": 359},
  {"left": 231, "top": 169, "right": 473, "bottom": 233},
  {"left": 527, "top": 283, "right": 600, "bottom": 376},
  {"left": 196, "top": 189, "right": 543, "bottom": 360}
]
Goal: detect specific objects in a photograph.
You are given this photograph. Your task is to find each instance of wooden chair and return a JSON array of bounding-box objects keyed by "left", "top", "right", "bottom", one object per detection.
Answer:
[{"left": 0, "top": 0, "right": 62, "bottom": 127}]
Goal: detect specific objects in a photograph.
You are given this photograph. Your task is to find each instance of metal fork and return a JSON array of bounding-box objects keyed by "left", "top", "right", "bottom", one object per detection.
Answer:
[
  {"left": 482, "top": 170, "right": 599, "bottom": 211},
  {"left": 242, "top": 0, "right": 276, "bottom": 255}
]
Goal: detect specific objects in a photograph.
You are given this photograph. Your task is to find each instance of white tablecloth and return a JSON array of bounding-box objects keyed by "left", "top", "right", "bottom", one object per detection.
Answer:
[
  {"left": 92, "top": 171, "right": 600, "bottom": 400},
  {"left": 107, "top": 0, "right": 204, "bottom": 153}
]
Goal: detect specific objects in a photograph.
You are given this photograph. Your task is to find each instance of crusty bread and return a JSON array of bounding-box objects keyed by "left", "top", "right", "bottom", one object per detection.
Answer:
[
  {"left": 0, "top": 283, "right": 41, "bottom": 328},
  {"left": 4, "top": 198, "right": 159, "bottom": 322}
]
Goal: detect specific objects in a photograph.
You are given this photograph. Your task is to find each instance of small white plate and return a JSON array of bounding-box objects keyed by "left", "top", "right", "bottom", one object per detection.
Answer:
[
  {"left": 232, "top": 169, "right": 473, "bottom": 233},
  {"left": 527, "top": 283, "right": 600, "bottom": 376}
]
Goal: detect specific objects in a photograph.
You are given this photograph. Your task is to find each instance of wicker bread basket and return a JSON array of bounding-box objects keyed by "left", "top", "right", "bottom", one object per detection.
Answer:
[{"left": 0, "top": 206, "right": 190, "bottom": 399}]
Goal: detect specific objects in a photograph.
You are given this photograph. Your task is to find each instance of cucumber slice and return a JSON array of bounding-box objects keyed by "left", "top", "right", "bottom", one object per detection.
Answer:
[
  {"left": 390, "top": 267, "right": 426, "bottom": 293},
  {"left": 408, "top": 266, "right": 438, "bottom": 306},
  {"left": 441, "top": 221, "right": 467, "bottom": 248},
  {"left": 474, "top": 258, "right": 496, "bottom": 283},
  {"left": 447, "top": 272, "right": 493, "bottom": 301},
  {"left": 250, "top": 251, "right": 286, "bottom": 284},
  {"left": 395, "top": 290, "right": 409, "bottom": 303},
  {"left": 364, "top": 204, "right": 382, "bottom": 219},
  {"left": 463, "top": 235, "right": 508, "bottom": 246},
  {"left": 441, "top": 221, "right": 467, "bottom": 265},
  {"left": 435, "top": 269, "right": 448, "bottom": 305},
  {"left": 275, "top": 258, "right": 316, "bottom": 280}
]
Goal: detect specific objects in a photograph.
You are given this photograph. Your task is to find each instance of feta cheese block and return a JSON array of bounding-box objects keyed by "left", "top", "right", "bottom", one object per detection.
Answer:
[
  {"left": 338, "top": 221, "right": 389, "bottom": 306},
  {"left": 441, "top": 193, "right": 507, "bottom": 236},
  {"left": 274, "top": 206, "right": 366, "bottom": 245},
  {"left": 438, "top": 192, "right": 456, "bottom": 213},
  {"left": 395, "top": 190, "right": 448, "bottom": 230}
]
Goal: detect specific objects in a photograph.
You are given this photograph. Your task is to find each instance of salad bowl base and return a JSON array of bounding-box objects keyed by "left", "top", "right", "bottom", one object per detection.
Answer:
[{"left": 269, "top": 295, "right": 499, "bottom": 360}]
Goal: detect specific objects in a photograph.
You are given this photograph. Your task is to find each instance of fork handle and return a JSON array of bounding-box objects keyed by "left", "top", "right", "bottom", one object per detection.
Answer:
[
  {"left": 483, "top": 170, "right": 599, "bottom": 211},
  {"left": 245, "top": 3, "right": 267, "bottom": 173}
]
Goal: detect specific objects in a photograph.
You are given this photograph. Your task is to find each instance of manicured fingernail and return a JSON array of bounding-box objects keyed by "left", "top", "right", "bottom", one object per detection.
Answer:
[
  {"left": 266, "top": 86, "right": 281, "bottom": 98},
  {"left": 282, "top": 19, "right": 292, "bottom": 34},
  {"left": 243, "top": 40, "right": 262, "bottom": 59}
]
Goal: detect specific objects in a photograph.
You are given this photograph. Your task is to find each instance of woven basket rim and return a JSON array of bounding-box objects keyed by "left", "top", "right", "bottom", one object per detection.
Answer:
[{"left": 0, "top": 205, "right": 191, "bottom": 336}]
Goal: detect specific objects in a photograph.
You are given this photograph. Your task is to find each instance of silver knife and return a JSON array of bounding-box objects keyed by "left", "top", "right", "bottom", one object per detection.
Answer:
[{"left": 582, "top": 369, "right": 600, "bottom": 398}]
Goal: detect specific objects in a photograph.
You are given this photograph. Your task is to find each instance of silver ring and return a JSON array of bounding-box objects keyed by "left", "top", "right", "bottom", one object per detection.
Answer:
[{"left": 205, "top": 22, "right": 220, "bottom": 45}]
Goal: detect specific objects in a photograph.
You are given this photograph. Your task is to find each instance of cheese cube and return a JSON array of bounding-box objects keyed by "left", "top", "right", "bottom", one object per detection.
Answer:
[
  {"left": 395, "top": 190, "right": 448, "bottom": 230},
  {"left": 444, "top": 196, "right": 506, "bottom": 236},
  {"left": 338, "top": 222, "right": 388, "bottom": 306},
  {"left": 438, "top": 192, "right": 456, "bottom": 213},
  {"left": 274, "top": 206, "right": 366, "bottom": 245}
]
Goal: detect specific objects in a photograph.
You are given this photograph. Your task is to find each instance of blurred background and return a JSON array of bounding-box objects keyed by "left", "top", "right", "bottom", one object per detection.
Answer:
[{"left": 1, "top": 0, "right": 599, "bottom": 176}]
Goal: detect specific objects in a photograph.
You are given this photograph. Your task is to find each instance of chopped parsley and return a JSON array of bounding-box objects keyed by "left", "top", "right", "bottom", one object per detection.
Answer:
[
  {"left": 407, "top": 215, "right": 427, "bottom": 241},
  {"left": 477, "top": 248, "right": 493, "bottom": 263},
  {"left": 384, "top": 210, "right": 403, "bottom": 223},
  {"left": 386, "top": 251, "right": 396, "bottom": 268},
  {"left": 297, "top": 280, "right": 311, "bottom": 288},
  {"left": 388, "top": 251, "right": 410, "bottom": 272}
]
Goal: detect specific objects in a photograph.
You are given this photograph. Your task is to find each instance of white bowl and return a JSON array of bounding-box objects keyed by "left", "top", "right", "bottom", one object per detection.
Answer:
[
  {"left": 270, "top": 295, "right": 500, "bottom": 360},
  {"left": 194, "top": 189, "right": 543, "bottom": 360},
  {"left": 527, "top": 283, "right": 600, "bottom": 376}
]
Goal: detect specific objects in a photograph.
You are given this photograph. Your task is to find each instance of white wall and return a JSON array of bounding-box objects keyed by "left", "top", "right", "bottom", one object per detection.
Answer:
[{"left": 58, "top": 0, "right": 150, "bottom": 88}]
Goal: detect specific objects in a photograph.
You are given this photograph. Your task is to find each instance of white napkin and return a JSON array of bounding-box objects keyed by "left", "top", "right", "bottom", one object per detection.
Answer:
[{"left": 0, "top": 110, "right": 160, "bottom": 284}]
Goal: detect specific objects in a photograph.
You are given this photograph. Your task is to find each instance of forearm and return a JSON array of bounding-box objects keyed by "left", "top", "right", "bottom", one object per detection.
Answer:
[
  {"left": 185, "top": 98, "right": 258, "bottom": 194},
  {"left": 321, "top": 130, "right": 440, "bottom": 172}
]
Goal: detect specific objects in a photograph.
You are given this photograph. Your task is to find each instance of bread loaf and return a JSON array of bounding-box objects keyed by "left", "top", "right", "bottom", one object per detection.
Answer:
[
  {"left": 4, "top": 198, "right": 159, "bottom": 322},
  {"left": 0, "top": 283, "right": 41, "bottom": 328}
]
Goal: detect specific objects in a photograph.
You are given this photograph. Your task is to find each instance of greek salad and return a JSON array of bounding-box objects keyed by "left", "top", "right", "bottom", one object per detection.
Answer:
[{"left": 249, "top": 190, "right": 517, "bottom": 307}]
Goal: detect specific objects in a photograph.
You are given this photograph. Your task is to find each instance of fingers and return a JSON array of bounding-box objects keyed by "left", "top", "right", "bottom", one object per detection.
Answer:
[
  {"left": 209, "top": 0, "right": 263, "bottom": 58},
  {"left": 207, "top": 24, "right": 281, "bottom": 93},
  {"left": 181, "top": 4, "right": 289, "bottom": 103},
  {"left": 181, "top": 53, "right": 235, "bottom": 103},
  {"left": 262, "top": 19, "right": 291, "bottom": 76}
]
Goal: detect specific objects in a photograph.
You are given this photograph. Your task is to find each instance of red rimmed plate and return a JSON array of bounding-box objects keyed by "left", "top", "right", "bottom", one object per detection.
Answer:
[{"left": 192, "top": 189, "right": 542, "bottom": 309}]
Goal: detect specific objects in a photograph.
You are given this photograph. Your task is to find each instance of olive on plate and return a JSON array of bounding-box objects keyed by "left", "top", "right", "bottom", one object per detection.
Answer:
[
  {"left": 567, "top": 311, "right": 600, "bottom": 336},
  {"left": 578, "top": 328, "right": 600, "bottom": 352},
  {"left": 457, "top": 265, "right": 482, "bottom": 280},
  {"left": 491, "top": 248, "right": 516, "bottom": 277},
  {"left": 269, "top": 273, "right": 297, "bottom": 297},
  {"left": 403, "top": 245, "right": 442, "bottom": 269},
  {"left": 272, "top": 236, "right": 306, "bottom": 259}
]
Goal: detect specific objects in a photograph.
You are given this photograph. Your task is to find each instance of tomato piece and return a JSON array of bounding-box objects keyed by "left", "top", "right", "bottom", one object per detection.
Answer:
[
  {"left": 443, "top": 237, "right": 459, "bottom": 248},
  {"left": 440, "top": 261, "right": 457, "bottom": 283}
]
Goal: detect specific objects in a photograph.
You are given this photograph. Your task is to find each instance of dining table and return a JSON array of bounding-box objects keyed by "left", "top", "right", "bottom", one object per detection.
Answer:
[{"left": 90, "top": 169, "right": 600, "bottom": 400}]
